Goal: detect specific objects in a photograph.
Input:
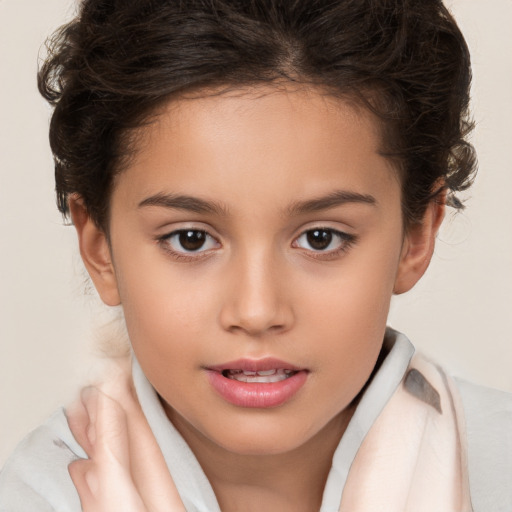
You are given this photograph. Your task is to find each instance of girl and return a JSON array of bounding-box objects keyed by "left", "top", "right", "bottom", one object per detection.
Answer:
[{"left": 1, "top": 1, "right": 511, "bottom": 511}]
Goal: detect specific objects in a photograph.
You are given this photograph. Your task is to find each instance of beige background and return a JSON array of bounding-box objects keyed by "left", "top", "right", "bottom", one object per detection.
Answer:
[{"left": 1, "top": 0, "right": 511, "bottom": 466}]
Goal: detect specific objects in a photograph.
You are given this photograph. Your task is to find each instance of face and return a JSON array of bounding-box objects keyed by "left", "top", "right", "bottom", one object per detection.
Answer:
[{"left": 78, "top": 85, "right": 437, "bottom": 457}]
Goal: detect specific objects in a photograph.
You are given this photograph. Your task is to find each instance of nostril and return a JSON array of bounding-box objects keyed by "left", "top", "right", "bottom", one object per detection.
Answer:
[
  {"left": 218, "top": 270, "right": 294, "bottom": 335},
  {"left": 225, "top": 321, "right": 289, "bottom": 337}
]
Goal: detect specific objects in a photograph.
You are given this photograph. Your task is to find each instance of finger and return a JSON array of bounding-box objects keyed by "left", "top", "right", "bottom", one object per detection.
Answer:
[
  {"left": 69, "top": 457, "right": 148, "bottom": 512},
  {"left": 98, "top": 370, "right": 186, "bottom": 511},
  {"left": 121, "top": 386, "right": 187, "bottom": 512},
  {"left": 88, "top": 386, "right": 132, "bottom": 469},
  {"left": 70, "top": 386, "right": 149, "bottom": 511},
  {"left": 65, "top": 387, "right": 96, "bottom": 457},
  {"left": 68, "top": 459, "right": 98, "bottom": 512}
]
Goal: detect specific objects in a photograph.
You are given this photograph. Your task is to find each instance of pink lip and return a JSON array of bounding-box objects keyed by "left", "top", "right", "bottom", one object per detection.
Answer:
[{"left": 205, "top": 358, "right": 308, "bottom": 408}]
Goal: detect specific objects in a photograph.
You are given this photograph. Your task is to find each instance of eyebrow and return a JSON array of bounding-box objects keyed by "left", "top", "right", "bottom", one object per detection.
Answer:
[
  {"left": 138, "top": 193, "right": 229, "bottom": 215},
  {"left": 286, "top": 190, "right": 377, "bottom": 215},
  {"left": 138, "top": 189, "right": 377, "bottom": 216}
]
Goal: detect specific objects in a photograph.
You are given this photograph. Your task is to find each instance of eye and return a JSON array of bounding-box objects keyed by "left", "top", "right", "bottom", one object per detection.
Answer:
[
  {"left": 293, "top": 228, "right": 355, "bottom": 253},
  {"left": 162, "top": 229, "right": 219, "bottom": 253}
]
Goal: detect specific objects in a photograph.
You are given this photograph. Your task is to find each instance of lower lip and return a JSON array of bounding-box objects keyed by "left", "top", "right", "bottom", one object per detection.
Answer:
[{"left": 206, "top": 370, "right": 308, "bottom": 408}]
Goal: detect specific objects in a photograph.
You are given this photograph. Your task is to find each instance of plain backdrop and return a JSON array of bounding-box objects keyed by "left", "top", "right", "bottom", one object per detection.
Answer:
[{"left": 1, "top": 0, "right": 511, "bottom": 466}]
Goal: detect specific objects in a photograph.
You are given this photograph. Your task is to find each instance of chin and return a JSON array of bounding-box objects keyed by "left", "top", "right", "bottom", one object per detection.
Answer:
[
  {"left": 218, "top": 434, "right": 304, "bottom": 457},
  {"left": 205, "top": 417, "right": 321, "bottom": 456}
]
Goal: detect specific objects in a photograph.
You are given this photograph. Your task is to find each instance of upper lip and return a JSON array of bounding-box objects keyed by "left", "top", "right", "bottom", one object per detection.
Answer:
[{"left": 205, "top": 358, "right": 304, "bottom": 373}]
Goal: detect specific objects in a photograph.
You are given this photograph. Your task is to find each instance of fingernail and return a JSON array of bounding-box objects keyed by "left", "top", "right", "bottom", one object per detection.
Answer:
[
  {"left": 85, "top": 469, "right": 99, "bottom": 495},
  {"left": 87, "top": 423, "right": 96, "bottom": 445}
]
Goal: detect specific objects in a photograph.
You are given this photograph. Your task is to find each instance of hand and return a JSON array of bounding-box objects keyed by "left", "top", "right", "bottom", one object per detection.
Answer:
[{"left": 66, "top": 363, "right": 186, "bottom": 512}]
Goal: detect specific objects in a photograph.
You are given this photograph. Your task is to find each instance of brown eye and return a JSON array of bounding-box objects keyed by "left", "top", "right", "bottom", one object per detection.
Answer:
[
  {"left": 294, "top": 228, "right": 354, "bottom": 253},
  {"left": 179, "top": 230, "right": 207, "bottom": 251},
  {"left": 306, "top": 229, "right": 333, "bottom": 250},
  {"left": 163, "top": 229, "right": 219, "bottom": 253}
]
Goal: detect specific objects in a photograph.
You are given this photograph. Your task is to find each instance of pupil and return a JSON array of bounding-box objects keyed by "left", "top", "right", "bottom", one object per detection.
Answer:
[
  {"left": 307, "top": 229, "right": 332, "bottom": 250},
  {"left": 179, "top": 230, "right": 206, "bottom": 251}
]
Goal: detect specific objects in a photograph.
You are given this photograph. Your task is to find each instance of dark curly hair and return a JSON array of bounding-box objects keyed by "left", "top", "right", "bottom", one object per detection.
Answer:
[{"left": 38, "top": 0, "right": 476, "bottom": 231}]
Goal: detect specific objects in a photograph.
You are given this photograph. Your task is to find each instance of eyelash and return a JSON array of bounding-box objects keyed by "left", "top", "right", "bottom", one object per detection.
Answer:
[
  {"left": 157, "top": 229, "right": 220, "bottom": 262},
  {"left": 292, "top": 228, "right": 357, "bottom": 260},
  {"left": 157, "top": 227, "right": 357, "bottom": 262}
]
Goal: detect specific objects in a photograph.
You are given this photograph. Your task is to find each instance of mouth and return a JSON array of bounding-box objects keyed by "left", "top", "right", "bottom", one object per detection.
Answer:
[
  {"left": 205, "top": 358, "right": 308, "bottom": 408},
  {"left": 222, "top": 368, "right": 297, "bottom": 383},
  {"left": 206, "top": 357, "right": 304, "bottom": 381}
]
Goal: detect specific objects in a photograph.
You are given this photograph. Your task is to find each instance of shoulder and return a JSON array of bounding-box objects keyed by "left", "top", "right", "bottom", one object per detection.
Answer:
[
  {"left": 0, "top": 408, "right": 84, "bottom": 512},
  {"left": 454, "top": 378, "right": 512, "bottom": 512}
]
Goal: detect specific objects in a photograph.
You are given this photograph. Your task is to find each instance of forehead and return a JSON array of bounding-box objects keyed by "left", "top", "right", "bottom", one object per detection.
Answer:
[{"left": 113, "top": 84, "right": 399, "bottom": 215}]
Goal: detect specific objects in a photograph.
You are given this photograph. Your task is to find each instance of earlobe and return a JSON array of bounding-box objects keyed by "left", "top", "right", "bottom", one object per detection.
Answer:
[
  {"left": 68, "top": 195, "right": 121, "bottom": 306},
  {"left": 393, "top": 194, "right": 445, "bottom": 295}
]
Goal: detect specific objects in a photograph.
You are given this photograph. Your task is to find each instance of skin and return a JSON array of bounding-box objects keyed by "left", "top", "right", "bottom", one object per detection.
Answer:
[{"left": 70, "top": 84, "right": 444, "bottom": 511}]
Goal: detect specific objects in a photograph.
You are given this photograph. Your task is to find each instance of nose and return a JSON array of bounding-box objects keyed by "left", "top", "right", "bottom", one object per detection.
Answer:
[{"left": 218, "top": 249, "right": 294, "bottom": 336}]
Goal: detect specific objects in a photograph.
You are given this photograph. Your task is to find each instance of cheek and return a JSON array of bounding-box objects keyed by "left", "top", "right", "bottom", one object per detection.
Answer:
[
  {"left": 301, "top": 239, "right": 400, "bottom": 329},
  {"left": 298, "top": 240, "right": 401, "bottom": 392},
  {"left": 113, "top": 251, "right": 222, "bottom": 369}
]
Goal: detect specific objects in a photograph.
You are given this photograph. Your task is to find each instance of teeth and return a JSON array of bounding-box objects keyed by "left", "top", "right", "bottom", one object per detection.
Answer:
[
  {"left": 252, "top": 369, "right": 276, "bottom": 376},
  {"left": 224, "top": 368, "right": 296, "bottom": 383}
]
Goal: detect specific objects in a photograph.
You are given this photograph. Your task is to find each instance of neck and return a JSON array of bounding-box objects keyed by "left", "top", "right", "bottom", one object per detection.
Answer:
[{"left": 165, "top": 404, "right": 355, "bottom": 512}]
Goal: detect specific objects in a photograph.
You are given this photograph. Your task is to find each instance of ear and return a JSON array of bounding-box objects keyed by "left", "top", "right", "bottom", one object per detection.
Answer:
[
  {"left": 393, "top": 192, "right": 445, "bottom": 294},
  {"left": 69, "top": 195, "right": 121, "bottom": 306}
]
